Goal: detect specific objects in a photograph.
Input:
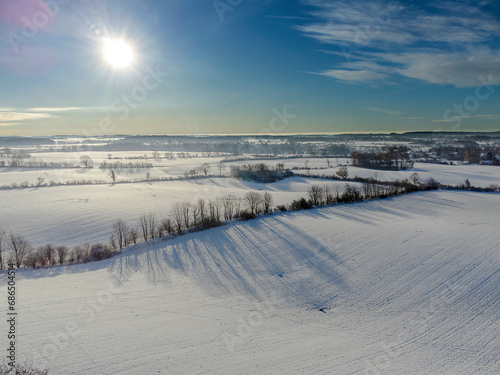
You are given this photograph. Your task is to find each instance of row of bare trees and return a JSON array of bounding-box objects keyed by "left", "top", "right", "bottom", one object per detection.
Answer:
[
  {"left": 0, "top": 156, "right": 76, "bottom": 168},
  {"left": 99, "top": 161, "right": 153, "bottom": 170},
  {"left": 0, "top": 227, "right": 118, "bottom": 270},
  {"left": 0, "top": 231, "right": 31, "bottom": 269},
  {"left": 3, "top": 175, "right": 437, "bottom": 269},
  {"left": 281, "top": 174, "right": 437, "bottom": 212},
  {"left": 0, "top": 231, "right": 65, "bottom": 269},
  {"left": 109, "top": 192, "right": 275, "bottom": 250},
  {"left": 284, "top": 184, "right": 363, "bottom": 211}
]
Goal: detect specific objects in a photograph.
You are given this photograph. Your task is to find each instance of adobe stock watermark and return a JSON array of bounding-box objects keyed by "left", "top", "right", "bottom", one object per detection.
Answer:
[
  {"left": 441, "top": 74, "right": 496, "bottom": 130},
  {"left": 213, "top": 0, "right": 243, "bottom": 22},
  {"left": 340, "top": 0, "right": 401, "bottom": 62},
  {"left": 7, "top": 0, "right": 72, "bottom": 54},
  {"left": 83, "top": 64, "right": 169, "bottom": 137},
  {"left": 259, "top": 105, "right": 297, "bottom": 136}
]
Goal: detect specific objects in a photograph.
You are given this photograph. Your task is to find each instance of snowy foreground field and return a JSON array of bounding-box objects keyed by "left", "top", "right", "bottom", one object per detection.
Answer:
[{"left": 3, "top": 190, "right": 499, "bottom": 374}]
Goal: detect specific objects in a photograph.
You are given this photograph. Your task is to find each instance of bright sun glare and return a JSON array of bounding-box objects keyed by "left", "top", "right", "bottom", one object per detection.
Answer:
[{"left": 102, "top": 38, "right": 135, "bottom": 69}]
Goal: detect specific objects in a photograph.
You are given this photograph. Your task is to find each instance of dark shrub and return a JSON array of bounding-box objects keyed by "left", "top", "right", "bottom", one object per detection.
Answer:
[
  {"left": 239, "top": 210, "right": 257, "bottom": 220},
  {"left": 289, "top": 198, "right": 312, "bottom": 211}
]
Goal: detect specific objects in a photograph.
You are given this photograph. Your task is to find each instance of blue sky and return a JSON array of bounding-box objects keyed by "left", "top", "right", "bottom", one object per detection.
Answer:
[{"left": 0, "top": 0, "right": 499, "bottom": 136}]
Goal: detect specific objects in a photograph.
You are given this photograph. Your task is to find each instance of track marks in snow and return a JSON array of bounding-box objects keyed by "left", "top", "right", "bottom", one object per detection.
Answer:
[{"left": 7, "top": 190, "right": 500, "bottom": 374}]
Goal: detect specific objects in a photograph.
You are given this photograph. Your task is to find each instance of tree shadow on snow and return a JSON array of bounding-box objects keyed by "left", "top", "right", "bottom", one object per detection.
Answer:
[{"left": 105, "top": 216, "right": 350, "bottom": 309}]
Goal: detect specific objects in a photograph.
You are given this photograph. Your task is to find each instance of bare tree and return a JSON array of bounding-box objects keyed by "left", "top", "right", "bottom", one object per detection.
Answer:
[
  {"left": 56, "top": 246, "right": 68, "bottom": 265},
  {"left": 181, "top": 202, "right": 191, "bottom": 229},
  {"left": 197, "top": 199, "right": 207, "bottom": 227},
  {"left": 208, "top": 199, "right": 221, "bottom": 224},
  {"left": 201, "top": 163, "right": 211, "bottom": 177},
  {"left": 80, "top": 155, "right": 94, "bottom": 168},
  {"left": 336, "top": 167, "right": 349, "bottom": 180},
  {"left": 308, "top": 185, "right": 324, "bottom": 206},
  {"left": 221, "top": 194, "right": 239, "bottom": 220},
  {"left": 35, "top": 247, "right": 48, "bottom": 267},
  {"left": 341, "top": 184, "right": 362, "bottom": 203},
  {"left": 127, "top": 227, "right": 138, "bottom": 245},
  {"left": 72, "top": 245, "right": 87, "bottom": 263},
  {"left": 218, "top": 162, "right": 226, "bottom": 177},
  {"left": 23, "top": 251, "right": 39, "bottom": 269},
  {"left": 171, "top": 203, "right": 184, "bottom": 233},
  {"left": 191, "top": 202, "right": 200, "bottom": 227},
  {"left": 9, "top": 233, "right": 31, "bottom": 268},
  {"left": 230, "top": 165, "right": 240, "bottom": 178},
  {"left": 323, "top": 186, "right": 336, "bottom": 204},
  {"left": 159, "top": 218, "right": 173, "bottom": 236},
  {"left": 362, "top": 182, "right": 372, "bottom": 199},
  {"left": 108, "top": 169, "right": 116, "bottom": 183},
  {"left": 112, "top": 219, "right": 129, "bottom": 249},
  {"left": 139, "top": 214, "right": 149, "bottom": 241},
  {"left": 334, "top": 186, "right": 342, "bottom": 202},
  {"left": 244, "top": 192, "right": 263, "bottom": 215},
  {"left": 147, "top": 213, "right": 157, "bottom": 239},
  {"left": 42, "top": 244, "right": 56, "bottom": 266},
  {"left": 262, "top": 192, "right": 274, "bottom": 213}
]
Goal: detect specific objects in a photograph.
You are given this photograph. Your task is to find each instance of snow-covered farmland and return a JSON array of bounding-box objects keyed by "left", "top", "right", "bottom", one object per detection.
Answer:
[
  {"left": 0, "top": 177, "right": 360, "bottom": 247},
  {"left": 2, "top": 151, "right": 499, "bottom": 189},
  {"left": 294, "top": 162, "right": 500, "bottom": 188},
  {"left": 4, "top": 190, "right": 499, "bottom": 374},
  {"left": 0, "top": 152, "right": 226, "bottom": 186}
]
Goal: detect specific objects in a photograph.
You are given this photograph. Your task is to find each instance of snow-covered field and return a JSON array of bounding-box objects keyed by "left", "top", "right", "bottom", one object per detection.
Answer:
[
  {"left": 4, "top": 190, "right": 499, "bottom": 374},
  {"left": 295, "top": 162, "right": 500, "bottom": 188},
  {"left": 0, "top": 152, "right": 226, "bottom": 186},
  {"left": 0, "top": 177, "right": 360, "bottom": 247},
  {"left": 1, "top": 152, "right": 500, "bottom": 248},
  {"left": 1, "top": 145, "right": 499, "bottom": 374},
  {"left": 1, "top": 151, "right": 499, "bottom": 188}
]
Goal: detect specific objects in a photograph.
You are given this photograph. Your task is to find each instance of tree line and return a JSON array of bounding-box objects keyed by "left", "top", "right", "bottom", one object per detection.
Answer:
[
  {"left": 0, "top": 155, "right": 76, "bottom": 169},
  {"left": 99, "top": 160, "right": 153, "bottom": 170},
  {"left": 351, "top": 146, "right": 414, "bottom": 170},
  {"left": 0, "top": 191, "right": 275, "bottom": 270},
  {"left": 230, "top": 163, "right": 294, "bottom": 183},
  {"left": 4, "top": 172, "right": 492, "bottom": 271}
]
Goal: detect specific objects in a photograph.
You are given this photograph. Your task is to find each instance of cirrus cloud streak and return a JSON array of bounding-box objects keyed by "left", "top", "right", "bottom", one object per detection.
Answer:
[{"left": 298, "top": 0, "right": 500, "bottom": 87}]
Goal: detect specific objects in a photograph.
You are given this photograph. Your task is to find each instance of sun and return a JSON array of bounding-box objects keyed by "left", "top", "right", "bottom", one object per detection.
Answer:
[{"left": 102, "top": 38, "right": 135, "bottom": 69}]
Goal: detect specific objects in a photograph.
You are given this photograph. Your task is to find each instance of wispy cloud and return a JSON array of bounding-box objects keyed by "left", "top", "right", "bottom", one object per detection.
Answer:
[
  {"left": 402, "top": 116, "right": 424, "bottom": 120},
  {"left": 432, "top": 114, "right": 500, "bottom": 122},
  {"left": 363, "top": 106, "right": 401, "bottom": 116},
  {"left": 0, "top": 111, "right": 54, "bottom": 122},
  {"left": 314, "top": 69, "right": 389, "bottom": 83},
  {"left": 265, "top": 15, "right": 313, "bottom": 21},
  {"left": 298, "top": 0, "right": 500, "bottom": 87},
  {"left": 27, "top": 107, "right": 104, "bottom": 112},
  {"left": 0, "top": 106, "right": 106, "bottom": 126}
]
